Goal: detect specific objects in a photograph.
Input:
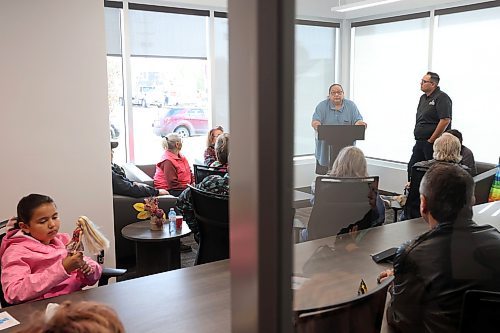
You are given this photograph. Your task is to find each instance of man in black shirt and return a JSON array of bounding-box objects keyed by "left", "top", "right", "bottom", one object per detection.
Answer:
[
  {"left": 408, "top": 72, "right": 452, "bottom": 180},
  {"left": 111, "top": 142, "right": 169, "bottom": 197}
]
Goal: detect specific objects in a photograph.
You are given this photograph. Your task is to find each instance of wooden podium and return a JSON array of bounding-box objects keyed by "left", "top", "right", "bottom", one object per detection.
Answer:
[{"left": 317, "top": 125, "right": 365, "bottom": 168}]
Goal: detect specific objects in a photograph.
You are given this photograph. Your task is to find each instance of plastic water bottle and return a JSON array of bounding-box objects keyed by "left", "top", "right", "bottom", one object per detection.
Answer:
[{"left": 168, "top": 208, "right": 176, "bottom": 234}]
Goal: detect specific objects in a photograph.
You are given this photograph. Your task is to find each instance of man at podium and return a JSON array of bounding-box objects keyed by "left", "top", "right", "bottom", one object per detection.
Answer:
[{"left": 311, "top": 84, "right": 367, "bottom": 174}]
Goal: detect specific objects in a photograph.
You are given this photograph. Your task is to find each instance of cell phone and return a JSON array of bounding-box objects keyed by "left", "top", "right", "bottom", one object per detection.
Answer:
[{"left": 371, "top": 247, "right": 398, "bottom": 264}]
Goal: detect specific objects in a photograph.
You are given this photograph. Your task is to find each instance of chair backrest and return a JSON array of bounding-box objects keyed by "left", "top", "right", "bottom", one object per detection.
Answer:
[
  {"left": 459, "top": 289, "right": 500, "bottom": 333},
  {"left": 403, "top": 164, "right": 428, "bottom": 220},
  {"left": 189, "top": 186, "right": 229, "bottom": 265},
  {"left": 0, "top": 219, "right": 11, "bottom": 307},
  {"left": 307, "top": 176, "right": 380, "bottom": 241},
  {"left": 294, "top": 276, "right": 393, "bottom": 333},
  {"left": 193, "top": 164, "right": 227, "bottom": 184}
]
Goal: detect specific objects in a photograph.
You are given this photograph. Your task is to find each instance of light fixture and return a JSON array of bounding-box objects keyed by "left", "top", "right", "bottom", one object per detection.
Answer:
[{"left": 332, "top": 0, "right": 403, "bottom": 13}]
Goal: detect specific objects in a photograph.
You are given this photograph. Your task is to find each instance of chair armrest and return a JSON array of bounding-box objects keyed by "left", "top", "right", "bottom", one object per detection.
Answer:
[
  {"left": 98, "top": 268, "right": 127, "bottom": 286},
  {"left": 473, "top": 167, "right": 497, "bottom": 205}
]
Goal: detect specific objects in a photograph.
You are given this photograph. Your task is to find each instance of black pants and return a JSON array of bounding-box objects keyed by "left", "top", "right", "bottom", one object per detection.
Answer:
[{"left": 407, "top": 140, "right": 433, "bottom": 180}]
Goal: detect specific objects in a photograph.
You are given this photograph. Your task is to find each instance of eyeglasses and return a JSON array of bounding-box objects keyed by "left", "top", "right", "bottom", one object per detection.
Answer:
[
  {"left": 421, "top": 79, "right": 433, "bottom": 84},
  {"left": 330, "top": 91, "right": 343, "bottom": 95}
]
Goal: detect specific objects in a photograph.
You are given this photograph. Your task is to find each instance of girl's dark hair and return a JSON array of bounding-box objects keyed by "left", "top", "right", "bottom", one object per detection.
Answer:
[
  {"left": 15, "top": 194, "right": 55, "bottom": 228},
  {"left": 206, "top": 126, "right": 224, "bottom": 148}
]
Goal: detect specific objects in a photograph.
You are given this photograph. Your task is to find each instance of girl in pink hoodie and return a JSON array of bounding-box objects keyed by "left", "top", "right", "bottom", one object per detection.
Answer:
[{"left": 0, "top": 194, "right": 102, "bottom": 305}]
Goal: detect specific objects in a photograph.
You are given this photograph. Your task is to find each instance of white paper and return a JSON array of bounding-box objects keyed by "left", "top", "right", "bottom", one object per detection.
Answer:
[{"left": 0, "top": 312, "right": 20, "bottom": 330}]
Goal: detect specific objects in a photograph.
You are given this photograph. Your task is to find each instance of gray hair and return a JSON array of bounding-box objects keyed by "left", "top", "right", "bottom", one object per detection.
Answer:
[
  {"left": 215, "top": 133, "right": 229, "bottom": 165},
  {"left": 328, "top": 146, "right": 368, "bottom": 178},
  {"left": 433, "top": 133, "right": 462, "bottom": 163},
  {"left": 162, "top": 133, "right": 182, "bottom": 150}
]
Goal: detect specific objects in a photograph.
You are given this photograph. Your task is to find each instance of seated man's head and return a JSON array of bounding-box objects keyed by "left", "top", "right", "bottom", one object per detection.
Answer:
[
  {"left": 433, "top": 133, "right": 462, "bottom": 163},
  {"left": 215, "top": 133, "right": 229, "bottom": 165},
  {"left": 162, "top": 133, "right": 183, "bottom": 153},
  {"left": 419, "top": 163, "right": 474, "bottom": 225}
]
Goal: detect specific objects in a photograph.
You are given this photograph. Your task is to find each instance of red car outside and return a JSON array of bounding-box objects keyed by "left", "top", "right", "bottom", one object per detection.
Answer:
[{"left": 152, "top": 107, "right": 209, "bottom": 138}]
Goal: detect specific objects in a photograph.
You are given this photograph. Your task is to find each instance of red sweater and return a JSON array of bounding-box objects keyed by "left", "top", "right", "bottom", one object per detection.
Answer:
[{"left": 154, "top": 150, "right": 193, "bottom": 191}]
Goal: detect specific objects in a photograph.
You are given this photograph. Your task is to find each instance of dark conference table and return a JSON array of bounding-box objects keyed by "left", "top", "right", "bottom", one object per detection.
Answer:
[{"left": 3, "top": 201, "right": 499, "bottom": 332}]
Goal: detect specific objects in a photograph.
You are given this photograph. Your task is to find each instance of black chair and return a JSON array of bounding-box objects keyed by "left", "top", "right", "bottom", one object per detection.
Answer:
[
  {"left": 193, "top": 164, "right": 227, "bottom": 184},
  {"left": 402, "top": 164, "right": 428, "bottom": 220},
  {"left": 307, "top": 176, "right": 381, "bottom": 241},
  {"left": 294, "top": 276, "right": 394, "bottom": 333},
  {"left": 459, "top": 290, "right": 500, "bottom": 333},
  {"left": 189, "top": 185, "right": 229, "bottom": 265},
  {"left": 0, "top": 219, "right": 125, "bottom": 308}
]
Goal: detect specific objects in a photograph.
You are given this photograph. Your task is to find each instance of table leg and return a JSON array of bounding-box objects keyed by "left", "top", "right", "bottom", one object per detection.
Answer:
[{"left": 135, "top": 239, "right": 181, "bottom": 277}]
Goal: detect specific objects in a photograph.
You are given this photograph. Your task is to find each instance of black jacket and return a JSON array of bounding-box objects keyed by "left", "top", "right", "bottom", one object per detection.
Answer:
[
  {"left": 387, "top": 212, "right": 500, "bottom": 332},
  {"left": 111, "top": 165, "right": 159, "bottom": 198}
]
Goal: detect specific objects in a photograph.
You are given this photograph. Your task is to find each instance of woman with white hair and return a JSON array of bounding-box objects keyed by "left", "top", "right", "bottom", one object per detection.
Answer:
[
  {"left": 303, "top": 146, "right": 385, "bottom": 241},
  {"left": 154, "top": 133, "right": 194, "bottom": 197},
  {"left": 403, "top": 132, "right": 471, "bottom": 220}
]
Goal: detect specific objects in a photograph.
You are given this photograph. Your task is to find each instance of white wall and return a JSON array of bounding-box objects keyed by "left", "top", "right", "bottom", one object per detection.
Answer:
[{"left": 0, "top": 1, "right": 115, "bottom": 266}]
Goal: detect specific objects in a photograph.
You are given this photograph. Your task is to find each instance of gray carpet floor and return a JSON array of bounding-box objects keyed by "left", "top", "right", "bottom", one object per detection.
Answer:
[{"left": 181, "top": 234, "right": 199, "bottom": 268}]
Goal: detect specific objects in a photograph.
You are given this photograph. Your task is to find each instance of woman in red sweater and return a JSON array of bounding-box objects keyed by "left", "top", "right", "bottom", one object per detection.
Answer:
[{"left": 154, "top": 133, "right": 194, "bottom": 197}]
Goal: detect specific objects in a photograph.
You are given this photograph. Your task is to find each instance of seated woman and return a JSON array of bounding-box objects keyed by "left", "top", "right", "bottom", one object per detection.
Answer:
[
  {"left": 177, "top": 134, "right": 230, "bottom": 243},
  {"left": 403, "top": 132, "right": 471, "bottom": 220},
  {"left": 0, "top": 194, "right": 102, "bottom": 305},
  {"left": 303, "top": 146, "right": 385, "bottom": 241},
  {"left": 209, "top": 133, "right": 229, "bottom": 170},
  {"left": 204, "top": 126, "right": 224, "bottom": 166},
  {"left": 154, "top": 133, "right": 194, "bottom": 197}
]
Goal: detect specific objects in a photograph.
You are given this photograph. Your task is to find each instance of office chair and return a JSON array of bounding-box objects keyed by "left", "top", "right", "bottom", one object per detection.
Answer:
[
  {"left": 0, "top": 219, "right": 125, "bottom": 308},
  {"left": 459, "top": 289, "right": 500, "bottom": 333},
  {"left": 294, "top": 275, "right": 394, "bottom": 333},
  {"left": 307, "top": 176, "right": 380, "bottom": 241},
  {"left": 401, "top": 164, "right": 428, "bottom": 220},
  {"left": 193, "top": 164, "right": 227, "bottom": 184},
  {"left": 189, "top": 186, "right": 229, "bottom": 265}
]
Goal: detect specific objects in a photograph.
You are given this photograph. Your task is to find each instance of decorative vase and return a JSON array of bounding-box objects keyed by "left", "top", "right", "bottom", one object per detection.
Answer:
[{"left": 150, "top": 216, "right": 163, "bottom": 231}]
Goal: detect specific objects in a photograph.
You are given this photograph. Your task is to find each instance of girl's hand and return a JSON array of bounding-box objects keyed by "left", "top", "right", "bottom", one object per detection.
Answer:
[
  {"left": 80, "top": 261, "right": 94, "bottom": 275},
  {"left": 62, "top": 252, "right": 84, "bottom": 274}
]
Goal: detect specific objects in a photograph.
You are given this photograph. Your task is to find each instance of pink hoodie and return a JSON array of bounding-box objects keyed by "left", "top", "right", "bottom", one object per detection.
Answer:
[{"left": 0, "top": 229, "right": 102, "bottom": 304}]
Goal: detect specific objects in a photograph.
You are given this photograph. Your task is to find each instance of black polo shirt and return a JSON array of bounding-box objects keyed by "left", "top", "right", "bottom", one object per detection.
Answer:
[{"left": 413, "top": 87, "right": 452, "bottom": 140}]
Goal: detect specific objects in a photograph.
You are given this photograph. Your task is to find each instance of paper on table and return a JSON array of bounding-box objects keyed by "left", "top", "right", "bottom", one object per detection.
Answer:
[{"left": 0, "top": 312, "right": 20, "bottom": 330}]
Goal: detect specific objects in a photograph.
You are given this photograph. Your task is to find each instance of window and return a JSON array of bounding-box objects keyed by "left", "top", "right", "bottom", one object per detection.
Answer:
[
  {"left": 351, "top": 17, "right": 429, "bottom": 162},
  {"left": 104, "top": 6, "right": 126, "bottom": 164},
  {"left": 128, "top": 9, "right": 210, "bottom": 165},
  {"left": 434, "top": 6, "right": 500, "bottom": 164},
  {"left": 295, "top": 23, "right": 337, "bottom": 156}
]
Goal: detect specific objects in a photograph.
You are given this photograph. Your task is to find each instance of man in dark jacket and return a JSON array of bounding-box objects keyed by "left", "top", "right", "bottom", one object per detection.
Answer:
[
  {"left": 379, "top": 163, "right": 500, "bottom": 332},
  {"left": 111, "top": 142, "right": 169, "bottom": 197}
]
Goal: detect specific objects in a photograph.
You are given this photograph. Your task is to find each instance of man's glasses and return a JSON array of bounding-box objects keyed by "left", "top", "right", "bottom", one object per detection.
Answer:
[
  {"left": 421, "top": 79, "right": 433, "bottom": 84},
  {"left": 330, "top": 91, "right": 343, "bottom": 95}
]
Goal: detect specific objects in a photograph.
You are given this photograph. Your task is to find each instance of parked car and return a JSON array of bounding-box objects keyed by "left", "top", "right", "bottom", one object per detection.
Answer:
[
  {"left": 132, "top": 86, "right": 164, "bottom": 108},
  {"left": 152, "top": 107, "right": 209, "bottom": 138}
]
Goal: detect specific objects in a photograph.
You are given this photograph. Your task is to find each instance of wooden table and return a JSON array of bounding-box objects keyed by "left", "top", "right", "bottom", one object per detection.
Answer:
[
  {"left": 121, "top": 220, "right": 191, "bottom": 277},
  {"left": 3, "top": 261, "right": 230, "bottom": 333},
  {"left": 293, "top": 201, "right": 500, "bottom": 311},
  {"left": 3, "top": 202, "right": 498, "bottom": 332}
]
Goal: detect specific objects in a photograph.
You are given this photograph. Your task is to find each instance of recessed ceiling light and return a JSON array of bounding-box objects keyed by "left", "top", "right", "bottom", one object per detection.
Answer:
[{"left": 332, "top": 0, "right": 403, "bottom": 13}]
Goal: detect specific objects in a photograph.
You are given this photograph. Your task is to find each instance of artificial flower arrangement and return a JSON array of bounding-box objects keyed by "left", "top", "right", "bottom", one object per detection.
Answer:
[{"left": 133, "top": 197, "right": 166, "bottom": 230}]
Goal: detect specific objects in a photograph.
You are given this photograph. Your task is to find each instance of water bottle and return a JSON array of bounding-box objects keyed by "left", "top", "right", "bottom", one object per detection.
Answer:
[{"left": 168, "top": 208, "right": 176, "bottom": 234}]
